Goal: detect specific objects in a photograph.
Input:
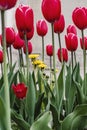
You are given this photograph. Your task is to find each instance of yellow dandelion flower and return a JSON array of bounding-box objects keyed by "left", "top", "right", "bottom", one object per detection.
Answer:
[
  {"left": 38, "top": 63, "right": 47, "bottom": 69},
  {"left": 29, "top": 54, "right": 39, "bottom": 59},
  {"left": 33, "top": 60, "right": 43, "bottom": 65}
]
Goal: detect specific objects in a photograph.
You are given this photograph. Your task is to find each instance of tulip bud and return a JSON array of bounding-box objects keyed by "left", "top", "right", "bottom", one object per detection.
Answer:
[
  {"left": 67, "top": 24, "right": 77, "bottom": 35},
  {"left": 57, "top": 48, "right": 68, "bottom": 62},
  {"left": 13, "top": 33, "right": 24, "bottom": 49},
  {"left": 72, "top": 7, "right": 87, "bottom": 30},
  {"left": 65, "top": 33, "right": 78, "bottom": 51},
  {"left": 36, "top": 19, "right": 48, "bottom": 36},
  {"left": 12, "top": 83, "right": 27, "bottom": 99},
  {"left": 0, "top": 0, "right": 17, "bottom": 10},
  {"left": 41, "top": 0, "right": 61, "bottom": 23},
  {"left": 46, "top": 44, "right": 53, "bottom": 56},
  {"left": 23, "top": 41, "right": 32, "bottom": 54},
  {"left": 15, "top": 5, "right": 34, "bottom": 32},
  {"left": 54, "top": 14, "right": 65, "bottom": 33},
  {"left": 80, "top": 37, "right": 87, "bottom": 50},
  {"left": 0, "top": 50, "right": 3, "bottom": 63}
]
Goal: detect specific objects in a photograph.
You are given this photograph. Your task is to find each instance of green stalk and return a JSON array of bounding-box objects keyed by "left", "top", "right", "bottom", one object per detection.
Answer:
[
  {"left": 1, "top": 10, "right": 11, "bottom": 130},
  {"left": 24, "top": 32, "right": 29, "bottom": 85},
  {"left": 51, "top": 23, "right": 58, "bottom": 105},
  {"left": 9, "top": 46, "right": 12, "bottom": 69},
  {"left": 42, "top": 36, "right": 44, "bottom": 61},
  {"left": 81, "top": 30, "right": 86, "bottom": 95},
  {"left": 71, "top": 51, "right": 74, "bottom": 72},
  {"left": 58, "top": 32, "right": 63, "bottom": 63},
  {"left": 74, "top": 51, "right": 76, "bottom": 66}
]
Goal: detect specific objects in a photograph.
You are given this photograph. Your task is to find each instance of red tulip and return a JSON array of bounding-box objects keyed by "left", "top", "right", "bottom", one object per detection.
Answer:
[
  {"left": 46, "top": 44, "right": 53, "bottom": 56},
  {"left": 36, "top": 19, "right": 48, "bottom": 36},
  {"left": 0, "top": 27, "right": 15, "bottom": 47},
  {"left": 18, "top": 26, "right": 34, "bottom": 40},
  {"left": 80, "top": 37, "right": 87, "bottom": 50},
  {"left": 54, "top": 14, "right": 65, "bottom": 33},
  {"left": 0, "top": 0, "right": 17, "bottom": 10},
  {"left": 23, "top": 41, "right": 32, "bottom": 54},
  {"left": 12, "top": 83, "right": 27, "bottom": 99},
  {"left": 41, "top": 0, "right": 61, "bottom": 23},
  {"left": 57, "top": 48, "right": 68, "bottom": 62},
  {"left": 72, "top": 7, "right": 87, "bottom": 30},
  {"left": 15, "top": 5, "right": 34, "bottom": 32},
  {"left": 0, "top": 50, "right": 3, "bottom": 63},
  {"left": 65, "top": 33, "right": 78, "bottom": 51},
  {"left": 13, "top": 33, "right": 24, "bottom": 49},
  {"left": 6, "top": 27, "right": 15, "bottom": 46},
  {"left": 67, "top": 25, "right": 77, "bottom": 35}
]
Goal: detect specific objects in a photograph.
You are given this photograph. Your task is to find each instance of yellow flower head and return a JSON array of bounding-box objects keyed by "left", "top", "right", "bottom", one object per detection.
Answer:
[
  {"left": 38, "top": 63, "right": 47, "bottom": 69},
  {"left": 29, "top": 54, "right": 39, "bottom": 59},
  {"left": 32, "top": 60, "right": 43, "bottom": 66}
]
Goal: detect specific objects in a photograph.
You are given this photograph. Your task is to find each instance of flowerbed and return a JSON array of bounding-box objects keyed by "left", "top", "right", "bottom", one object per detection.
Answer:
[{"left": 0, "top": 0, "right": 87, "bottom": 130}]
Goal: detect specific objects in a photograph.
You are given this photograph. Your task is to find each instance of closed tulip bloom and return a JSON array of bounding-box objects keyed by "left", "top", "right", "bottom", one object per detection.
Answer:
[
  {"left": 0, "top": 50, "right": 3, "bottom": 63},
  {"left": 23, "top": 41, "right": 32, "bottom": 54},
  {"left": 41, "top": 0, "right": 61, "bottom": 23},
  {"left": 12, "top": 83, "right": 27, "bottom": 99},
  {"left": 15, "top": 5, "right": 34, "bottom": 32},
  {"left": 13, "top": 33, "right": 24, "bottom": 49},
  {"left": 19, "top": 26, "right": 34, "bottom": 40},
  {"left": 0, "top": 0, "right": 17, "bottom": 10},
  {"left": 46, "top": 44, "right": 53, "bottom": 56},
  {"left": 36, "top": 19, "right": 48, "bottom": 36},
  {"left": 80, "top": 37, "right": 87, "bottom": 50},
  {"left": 6, "top": 27, "right": 15, "bottom": 46},
  {"left": 72, "top": 7, "right": 87, "bottom": 30},
  {"left": 57, "top": 48, "right": 68, "bottom": 62},
  {"left": 67, "top": 24, "right": 77, "bottom": 35},
  {"left": 65, "top": 33, "right": 78, "bottom": 51},
  {"left": 54, "top": 14, "right": 65, "bottom": 33}
]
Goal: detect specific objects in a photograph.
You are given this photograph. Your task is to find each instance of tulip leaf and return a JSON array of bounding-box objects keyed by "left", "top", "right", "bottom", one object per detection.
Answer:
[
  {"left": 11, "top": 109, "right": 30, "bottom": 130},
  {"left": 30, "top": 111, "right": 52, "bottom": 130},
  {"left": 26, "top": 72, "right": 36, "bottom": 125},
  {"left": 0, "top": 96, "right": 6, "bottom": 130},
  {"left": 61, "top": 104, "right": 87, "bottom": 130},
  {"left": 65, "top": 65, "right": 76, "bottom": 115}
]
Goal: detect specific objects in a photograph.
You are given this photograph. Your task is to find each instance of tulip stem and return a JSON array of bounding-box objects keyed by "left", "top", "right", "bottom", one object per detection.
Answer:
[
  {"left": 42, "top": 36, "right": 44, "bottom": 61},
  {"left": 1, "top": 10, "right": 11, "bottom": 130},
  {"left": 74, "top": 51, "right": 76, "bottom": 66},
  {"left": 1, "top": 63, "right": 3, "bottom": 76},
  {"left": 24, "top": 32, "right": 29, "bottom": 85},
  {"left": 9, "top": 46, "right": 12, "bottom": 69},
  {"left": 71, "top": 51, "right": 74, "bottom": 71},
  {"left": 81, "top": 30, "right": 86, "bottom": 95},
  {"left": 51, "top": 23, "right": 58, "bottom": 105},
  {"left": 58, "top": 33, "right": 63, "bottom": 63}
]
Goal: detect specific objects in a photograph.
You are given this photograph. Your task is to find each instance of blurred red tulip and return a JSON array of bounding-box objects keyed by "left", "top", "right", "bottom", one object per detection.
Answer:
[
  {"left": 12, "top": 83, "right": 27, "bottom": 99},
  {"left": 41, "top": 0, "right": 61, "bottom": 23},
  {"left": 0, "top": 0, "right": 17, "bottom": 10},
  {"left": 57, "top": 48, "right": 68, "bottom": 62},
  {"left": 23, "top": 41, "right": 32, "bottom": 54},
  {"left": 36, "top": 19, "right": 48, "bottom": 36},
  {"left": 80, "top": 37, "right": 87, "bottom": 50},
  {"left": 54, "top": 14, "right": 65, "bottom": 33},
  {"left": 46, "top": 44, "right": 53, "bottom": 56},
  {"left": 0, "top": 50, "right": 3, "bottom": 63},
  {"left": 13, "top": 33, "right": 24, "bottom": 49},
  {"left": 6, "top": 27, "right": 15, "bottom": 46},
  {"left": 15, "top": 5, "right": 34, "bottom": 32},
  {"left": 72, "top": 7, "right": 87, "bottom": 30},
  {"left": 67, "top": 24, "right": 77, "bottom": 35},
  {"left": 65, "top": 33, "right": 78, "bottom": 51},
  {"left": 18, "top": 26, "right": 34, "bottom": 40}
]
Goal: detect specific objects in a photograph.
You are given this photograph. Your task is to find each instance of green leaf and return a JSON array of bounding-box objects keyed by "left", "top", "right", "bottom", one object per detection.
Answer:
[
  {"left": 61, "top": 104, "right": 87, "bottom": 130},
  {"left": 25, "top": 72, "right": 36, "bottom": 125},
  {"left": 0, "top": 97, "right": 6, "bottom": 130},
  {"left": 65, "top": 65, "right": 76, "bottom": 115},
  {"left": 11, "top": 109, "right": 30, "bottom": 130},
  {"left": 30, "top": 111, "right": 52, "bottom": 130}
]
